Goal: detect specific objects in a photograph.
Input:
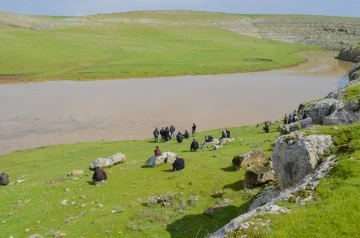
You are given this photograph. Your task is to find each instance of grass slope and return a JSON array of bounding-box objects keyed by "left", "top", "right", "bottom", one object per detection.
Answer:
[
  {"left": 0, "top": 11, "right": 313, "bottom": 83},
  {"left": 0, "top": 124, "right": 279, "bottom": 237},
  {"left": 229, "top": 123, "right": 360, "bottom": 237}
]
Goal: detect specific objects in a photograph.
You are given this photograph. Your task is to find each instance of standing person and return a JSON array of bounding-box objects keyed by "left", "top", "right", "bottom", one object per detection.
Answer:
[
  {"left": 170, "top": 125, "right": 176, "bottom": 138},
  {"left": 153, "top": 127, "right": 159, "bottom": 142},
  {"left": 154, "top": 146, "right": 162, "bottom": 156},
  {"left": 92, "top": 167, "right": 107, "bottom": 185},
  {"left": 293, "top": 110, "right": 298, "bottom": 122},
  {"left": 283, "top": 114, "right": 289, "bottom": 124},
  {"left": 192, "top": 123, "right": 197, "bottom": 137},
  {"left": 165, "top": 126, "right": 171, "bottom": 142},
  {"left": 263, "top": 121, "right": 270, "bottom": 133},
  {"left": 160, "top": 127, "right": 165, "bottom": 143}
]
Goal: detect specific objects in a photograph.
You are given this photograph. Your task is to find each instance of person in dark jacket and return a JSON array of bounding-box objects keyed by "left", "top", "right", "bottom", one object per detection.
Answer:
[
  {"left": 183, "top": 130, "right": 190, "bottom": 139},
  {"left": 170, "top": 125, "right": 176, "bottom": 138},
  {"left": 226, "top": 129, "right": 231, "bottom": 138},
  {"left": 176, "top": 131, "right": 183, "bottom": 143},
  {"left": 165, "top": 127, "right": 171, "bottom": 142},
  {"left": 92, "top": 167, "right": 107, "bottom": 184},
  {"left": 160, "top": 127, "right": 165, "bottom": 142},
  {"left": 191, "top": 123, "right": 197, "bottom": 137},
  {"left": 205, "top": 135, "right": 214, "bottom": 142},
  {"left": 221, "top": 130, "right": 227, "bottom": 139},
  {"left": 190, "top": 139, "right": 199, "bottom": 151},
  {"left": 172, "top": 156, "right": 185, "bottom": 171},
  {"left": 154, "top": 146, "right": 162, "bottom": 156},
  {"left": 153, "top": 127, "right": 159, "bottom": 142},
  {"left": 0, "top": 173, "right": 9, "bottom": 185},
  {"left": 263, "top": 122, "right": 270, "bottom": 133}
]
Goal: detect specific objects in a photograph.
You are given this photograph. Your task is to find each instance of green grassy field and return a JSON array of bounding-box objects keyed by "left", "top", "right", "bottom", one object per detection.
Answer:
[
  {"left": 0, "top": 11, "right": 314, "bottom": 83},
  {"left": 0, "top": 124, "right": 280, "bottom": 237},
  {"left": 1, "top": 121, "right": 360, "bottom": 237}
]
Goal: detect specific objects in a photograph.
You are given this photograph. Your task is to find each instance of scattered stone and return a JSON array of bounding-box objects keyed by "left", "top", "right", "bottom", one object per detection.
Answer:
[
  {"left": 188, "top": 195, "right": 200, "bottom": 205},
  {"left": 64, "top": 188, "right": 70, "bottom": 193},
  {"left": 232, "top": 150, "right": 268, "bottom": 170},
  {"left": 17, "top": 179, "right": 25, "bottom": 183},
  {"left": 68, "top": 170, "right": 84, "bottom": 176},
  {"left": 244, "top": 165, "right": 275, "bottom": 188},
  {"left": 25, "top": 228, "right": 31, "bottom": 233},
  {"left": 60, "top": 199, "right": 68, "bottom": 206},
  {"left": 204, "top": 199, "right": 233, "bottom": 217},
  {"left": 89, "top": 152, "right": 126, "bottom": 170},
  {"left": 212, "top": 190, "right": 226, "bottom": 198},
  {"left": 147, "top": 193, "right": 175, "bottom": 207},
  {"left": 28, "top": 235, "right": 42, "bottom": 238}
]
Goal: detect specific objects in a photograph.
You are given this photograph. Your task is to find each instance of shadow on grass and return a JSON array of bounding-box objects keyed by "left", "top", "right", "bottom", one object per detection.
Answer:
[
  {"left": 220, "top": 166, "right": 235, "bottom": 172},
  {"left": 223, "top": 180, "right": 244, "bottom": 191},
  {"left": 141, "top": 165, "right": 152, "bottom": 168},
  {"left": 166, "top": 202, "right": 251, "bottom": 237},
  {"left": 87, "top": 180, "right": 95, "bottom": 185},
  {"left": 162, "top": 169, "right": 174, "bottom": 173}
]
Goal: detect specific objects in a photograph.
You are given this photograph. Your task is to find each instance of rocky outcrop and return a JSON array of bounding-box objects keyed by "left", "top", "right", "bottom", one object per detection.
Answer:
[
  {"left": 89, "top": 153, "right": 126, "bottom": 170},
  {"left": 210, "top": 155, "right": 336, "bottom": 238},
  {"left": 232, "top": 150, "right": 268, "bottom": 170},
  {"left": 244, "top": 165, "right": 275, "bottom": 188},
  {"left": 278, "top": 122, "right": 300, "bottom": 135},
  {"left": 306, "top": 98, "right": 358, "bottom": 125},
  {"left": 336, "top": 46, "right": 360, "bottom": 63},
  {"left": 300, "top": 117, "right": 313, "bottom": 128},
  {"left": 349, "top": 63, "right": 360, "bottom": 81},
  {"left": 272, "top": 132, "right": 333, "bottom": 190}
]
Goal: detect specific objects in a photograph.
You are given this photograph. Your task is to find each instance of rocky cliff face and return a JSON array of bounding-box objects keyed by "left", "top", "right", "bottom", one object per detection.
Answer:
[
  {"left": 336, "top": 46, "right": 360, "bottom": 80},
  {"left": 336, "top": 46, "right": 360, "bottom": 63}
]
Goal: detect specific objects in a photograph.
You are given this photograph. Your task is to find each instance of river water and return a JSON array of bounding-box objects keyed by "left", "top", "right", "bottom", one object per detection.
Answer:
[{"left": 0, "top": 51, "right": 352, "bottom": 155}]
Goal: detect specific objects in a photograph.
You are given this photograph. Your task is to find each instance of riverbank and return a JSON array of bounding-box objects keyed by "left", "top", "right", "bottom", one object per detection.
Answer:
[{"left": 0, "top": 51, "right": 352, "bottom": 155}]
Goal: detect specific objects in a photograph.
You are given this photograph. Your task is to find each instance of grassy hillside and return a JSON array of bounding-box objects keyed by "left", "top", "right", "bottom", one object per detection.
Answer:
[
  {"left": 0, "top": 11, "right": 318, "bottom": 83},
  {"left": 229, "top": 123, "right": 360, "bottom": 237},
  {"left": 1, "top": 119, "right": 360, "bottom": 237},
  {"left": 0, "top": 124, "right": 280, "bottom": 237}
]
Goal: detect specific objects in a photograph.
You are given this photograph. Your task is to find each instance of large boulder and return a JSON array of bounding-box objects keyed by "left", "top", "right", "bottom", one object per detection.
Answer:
[
  {"left": 307, "top": 98, "right": 358, "bottom": 125},
  {"left": 336, "top": 46, "right": 360, "bottom": 63},
  {"left": 244, "top": 165, "right": 275, "bottom": 188},
  {"left": 146, "top": 151, "right": 177, "bottom": 167},
  {"left": 232, "top": 150, "right": 268, "bottom": 170},
  {"left": 300, "top": 117, "right": 313, "bottom": 128},
  {"left": 272, "top": 132, "right": 333, "bottom": 190},
  {"left": 89, "top": 153, "right": 126, "bottom": 170}
]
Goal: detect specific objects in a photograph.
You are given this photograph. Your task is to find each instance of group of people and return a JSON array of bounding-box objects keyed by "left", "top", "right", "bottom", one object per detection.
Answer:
[
  {"left": 283, "top": 110, "right": 298, "bottom": 124},
  {"left": 153, "top": 123, "right": 197, "bottom": 143}
]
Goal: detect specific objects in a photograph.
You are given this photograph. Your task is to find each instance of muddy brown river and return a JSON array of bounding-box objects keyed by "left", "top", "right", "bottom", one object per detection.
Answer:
[{"left": 0, "top": 51, "right": 353, "bottom": 155}]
